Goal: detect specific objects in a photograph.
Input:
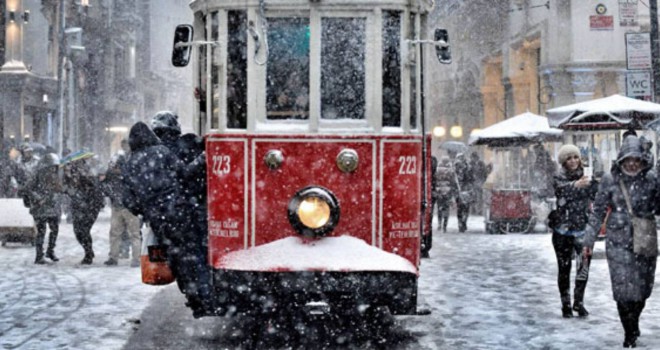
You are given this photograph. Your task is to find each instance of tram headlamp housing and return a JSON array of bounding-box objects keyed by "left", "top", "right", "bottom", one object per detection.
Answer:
[{"left": 288, "top": 186, "right": 340, "bottom": 237}]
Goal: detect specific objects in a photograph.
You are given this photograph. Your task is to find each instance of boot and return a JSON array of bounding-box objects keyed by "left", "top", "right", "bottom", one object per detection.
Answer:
[
  {"left": 81, "top": 249, "right": 94, "bottom": 265},
  {"left": 45, "top": 250, "right": 59, "bottom": 262},
  {"left": 35, "top": 244, "right": 46, "bottom": 264},
  {"left": 46, "top": 232, "right": 59, "bottom": 261},
  {"left": 35, "top": 253, "right": 46, "bottom": 264},
  {"left": 561, "top": 296, "right": 573, "bottom": 318},
  {"left": 623, "top": 335, "right": 637, "bottom": 348},
  {"left": 573, "top": 302, "right": 589, "bottom": 317}
]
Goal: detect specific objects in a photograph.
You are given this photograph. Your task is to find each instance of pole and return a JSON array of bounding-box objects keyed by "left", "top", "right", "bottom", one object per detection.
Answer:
[
  {"left": 651, "top": 0, "right": 660, "bottom": 102},
  {"left": 56, "top": 0, "right": 66, "bottom": 154}
]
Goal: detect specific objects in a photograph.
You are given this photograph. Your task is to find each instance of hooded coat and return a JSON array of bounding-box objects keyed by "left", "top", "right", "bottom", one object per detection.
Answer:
[
  {"left": 122, "top": 122, "right": 182, "bottom": 229},
  {"left": 24, "top": 156, "right": 62, "bottom": 219},
  {"left": 583, "top": 136, "right": 660, "bottom": 302}
]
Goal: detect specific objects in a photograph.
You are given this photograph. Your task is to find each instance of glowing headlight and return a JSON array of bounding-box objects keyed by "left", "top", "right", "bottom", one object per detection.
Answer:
[{"left": 288, "top": 186, "right": 340, "bottom": 237}]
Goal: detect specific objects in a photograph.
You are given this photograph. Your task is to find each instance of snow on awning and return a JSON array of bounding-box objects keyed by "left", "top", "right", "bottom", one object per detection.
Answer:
[
  {"left": 546, "top": 94, "right": 660, "bottom": 130},
  {"left": 468, "top": 112, "right": 562, "bottom": 147}
]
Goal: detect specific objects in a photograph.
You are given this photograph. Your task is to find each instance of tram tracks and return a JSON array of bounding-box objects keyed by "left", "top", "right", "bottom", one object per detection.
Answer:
[{"left": 0, "top": 267, "right": 87, "bottom": 349}]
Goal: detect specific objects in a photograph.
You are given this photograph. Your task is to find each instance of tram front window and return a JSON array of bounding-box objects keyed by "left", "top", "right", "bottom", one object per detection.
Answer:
[
  {"left": 321, "top": 17, "right": 366, "bottom": 120},
  {"left": 267, "top": 17, "right": 310, "bottom": 120}
]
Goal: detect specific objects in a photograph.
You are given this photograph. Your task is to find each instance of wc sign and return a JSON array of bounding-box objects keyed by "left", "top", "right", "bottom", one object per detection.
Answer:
[{"left": 626, "top": 71, "right": 652, "bottom": 101}]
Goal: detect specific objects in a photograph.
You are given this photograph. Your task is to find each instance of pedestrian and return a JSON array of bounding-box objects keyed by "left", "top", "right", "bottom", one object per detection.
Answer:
[
  {"left": 435, "top": 156, "right": 458, "bottom": 233},
  {"left": 548, "top": 144, "right": 598, "bottom": 318},
  {"left": 421, "top": 156, "right": 439, "bottom": 258},
  {"left": 60, "top": 148, "right": 73, "bottom": 223},
  {"left": 149, "top": 111, "right": 212, "bottom": 317},
  {"left": 101, "top": 154, "right": 141, "bottom": 267},
  {"left": 469, "top": 152, "right": 489, "bottom": 215},
  {"left": 118, "top": 139, "right": 133, "bottom": 259},
  {"left": 0, "top": 141, "right": 17, "bottom": 198},
  {"left": 15, "top": 143, "right": 40, "bottom": 205},
  {"left": 454, "top": 153, "right": 473, "bottom": 232},
  {"left": 62, "top": 151, "right": 105, "bottom": 265},
  {"left": 532, "top": 143, "right": 557, "bottom": 199},
  {"left": 583, "top": 135, "right": 660, "bottom": 348},
  {"left": 24, "top": 153, "right": 62, "bottom": 264}
]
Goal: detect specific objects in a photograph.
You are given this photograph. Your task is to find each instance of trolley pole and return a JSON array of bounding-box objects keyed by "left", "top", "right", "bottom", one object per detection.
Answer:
[{"left": 651, "top": 0, "right": 660, "bottom": 102}]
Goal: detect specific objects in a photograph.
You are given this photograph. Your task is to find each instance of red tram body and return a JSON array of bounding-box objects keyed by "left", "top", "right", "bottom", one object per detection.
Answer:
[{"left": 165, "top": 0, "right": 447, "bottom": 316}]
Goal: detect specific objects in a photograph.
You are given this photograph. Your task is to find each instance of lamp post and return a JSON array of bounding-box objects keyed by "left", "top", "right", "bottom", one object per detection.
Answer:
[
  {"left": 56, "top": 0, "right": 66, "bottom": 154},
  {"left": 652, "top": 0, "right": 660, "bottom": 102}
]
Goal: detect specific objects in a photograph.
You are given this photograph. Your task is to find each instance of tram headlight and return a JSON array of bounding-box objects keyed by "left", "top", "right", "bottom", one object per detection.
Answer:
[{"left": 288, "top": 186, "right": 340, "bottom": 237}]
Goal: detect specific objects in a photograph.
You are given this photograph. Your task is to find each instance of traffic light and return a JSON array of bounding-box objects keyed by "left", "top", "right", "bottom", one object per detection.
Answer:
[
  {"left": 435, "top": 29, "right": 451, "bottom": 64},
  {"left": 172, "top": 25, "right": 194, "bottom": 67}
]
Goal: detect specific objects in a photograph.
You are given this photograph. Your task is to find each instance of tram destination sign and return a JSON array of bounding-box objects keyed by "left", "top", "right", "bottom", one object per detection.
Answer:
[{"left": 626, "top": 32, "right": 652, "bottom": 70}]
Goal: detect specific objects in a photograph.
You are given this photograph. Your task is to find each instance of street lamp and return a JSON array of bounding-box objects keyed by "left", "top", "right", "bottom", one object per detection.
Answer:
[
  {"left": 433, "top": 126, "right": 446, "bottom": 138},
  {"left": 450, "top": 125, "right": 463, "bottom": 138}
]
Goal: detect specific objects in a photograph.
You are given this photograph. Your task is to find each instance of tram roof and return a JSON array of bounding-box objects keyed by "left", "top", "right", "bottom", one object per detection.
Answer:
[{"left": 190, "top": 0, "right": 432, "bottom": 12}]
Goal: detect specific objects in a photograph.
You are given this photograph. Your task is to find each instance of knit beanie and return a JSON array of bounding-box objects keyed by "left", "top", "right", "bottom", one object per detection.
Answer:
[{"left": 557, "top": 144, "right": 580, "bottom": 166}]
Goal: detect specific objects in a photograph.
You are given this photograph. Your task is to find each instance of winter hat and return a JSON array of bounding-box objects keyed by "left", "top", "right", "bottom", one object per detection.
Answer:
[
  {"left": 617, "top": 135, "right": 644, "bottom": 164},
  {"left": 151, "top": 111, "right": 181, "bottom": 136},
  {"left": 557, "top": 144, "right": 580, "bottom": 166}
]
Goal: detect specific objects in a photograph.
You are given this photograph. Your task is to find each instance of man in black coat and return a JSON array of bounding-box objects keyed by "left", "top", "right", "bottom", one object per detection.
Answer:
[
  {"left": 149, "top": 111, "right": 212, "bottom": 318},
  {"left": 25, "top": 153, "right": 62, "bottom": 264}
]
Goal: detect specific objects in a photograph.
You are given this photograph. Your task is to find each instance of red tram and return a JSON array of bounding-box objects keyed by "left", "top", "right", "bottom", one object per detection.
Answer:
[{"left": 168, "top": 0, "right": 449, "bottom": 316}]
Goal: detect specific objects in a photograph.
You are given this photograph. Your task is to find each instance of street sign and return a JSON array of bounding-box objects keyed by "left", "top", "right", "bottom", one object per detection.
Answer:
[
  {"left": 626, "top": 32, "right": 652, "bottom": 70},
  {"left": 626, "top": 71, "right": 653, "bottom": 101},
  {"left": 590, "top": 15, "right": 614, "bottom": 30},
  {"left": 619, "top": 0, "right": 639, "bottom": 27}
]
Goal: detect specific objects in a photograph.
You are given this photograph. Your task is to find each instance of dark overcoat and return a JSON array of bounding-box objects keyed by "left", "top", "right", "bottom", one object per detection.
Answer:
[{"left": 584, "top": 157, "right": 660, "bottom": 302}]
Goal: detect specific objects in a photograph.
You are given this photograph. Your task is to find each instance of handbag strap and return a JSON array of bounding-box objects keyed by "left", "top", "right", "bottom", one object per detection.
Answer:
[{"left": 619, "top": 180, "right": 635, "bottom": 216}]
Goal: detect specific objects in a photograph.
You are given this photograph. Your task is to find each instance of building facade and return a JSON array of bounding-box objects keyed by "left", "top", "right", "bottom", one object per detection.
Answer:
[
  {"left": 0, "top": 0, "right": 192, "bottom": 160},
  {"left": 427, "top": 0, "right": 650, "bottom": 149}
]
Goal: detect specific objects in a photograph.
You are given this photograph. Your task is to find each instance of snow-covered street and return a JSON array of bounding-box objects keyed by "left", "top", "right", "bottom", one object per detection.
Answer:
[
  {"left": 0, "top": 208, "right": 165, "bottom": 350},
  {"left": 4, "top": 211, "right": 660, "bottom": 349}
]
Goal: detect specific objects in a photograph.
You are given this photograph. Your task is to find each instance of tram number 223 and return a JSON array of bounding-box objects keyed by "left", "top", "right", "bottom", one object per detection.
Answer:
[
  {"left": 212, "top": 155, "right": 231, "bottom": 175},
  {"left": 398, "top": 156, "right": 417, "bottom": 175}
]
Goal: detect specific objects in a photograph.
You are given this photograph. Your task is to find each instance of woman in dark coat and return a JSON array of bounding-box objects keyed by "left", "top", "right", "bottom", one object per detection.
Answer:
[
  {"left": 25, "top": 153, "right": 62, "bottom": 264},
  {"left": 550, "top": 144, "right": 599, "bottom": 318},
  {"left": 583, "top": 135, "right": 660, "bottom": 348},
  {"left": 63, "top": 155, "right": 105, "bottom": 264}
]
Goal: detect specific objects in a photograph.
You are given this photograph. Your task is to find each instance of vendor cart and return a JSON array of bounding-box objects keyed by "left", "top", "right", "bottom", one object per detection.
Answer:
[
  {"left": 470, "top": 112, "right": 563, "bottom": 234},
  {"left": 0, "top": 198, "right": 35, "bottom": 246}
]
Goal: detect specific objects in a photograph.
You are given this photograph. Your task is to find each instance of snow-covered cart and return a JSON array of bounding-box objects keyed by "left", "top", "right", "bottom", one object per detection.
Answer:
[
  {"left": 470, "top": 112, "right": 563, "bottom": 234},
  {"left": 0, "top": 198, "right": 35, "bottom": 246}
]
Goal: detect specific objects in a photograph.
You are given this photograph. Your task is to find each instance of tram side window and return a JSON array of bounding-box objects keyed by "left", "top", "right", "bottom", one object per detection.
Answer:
[
  {"left": 197, "top": 19, "right": 208, "bottom": 134},
  {"left": 321, "top": 18, "right": 366, "bottom": 120},
  {"left": 409, "top": 13, "right": 417, "bottom": 129},
  {"left": 267, "top": 17, "right": 310, "bottom": 120},
  {"left": 382, "top": 11, "right": 401, "bottom": 127},
  {"left": 227, "top": 11, "right": 248, "bottom": 129},
  {"left": 211, "top": 12, "right": 220, "bottom": 129}
]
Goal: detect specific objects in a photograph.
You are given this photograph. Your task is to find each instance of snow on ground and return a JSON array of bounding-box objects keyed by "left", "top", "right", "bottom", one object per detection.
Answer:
[
  {"left": 403, "top": 214, "right": 660, "bottom": 349},
  {"left": 4, "top": 206, "right": 660, "bottom": 349},
  {"left": 0, "top": 207, "right": 166, "bottom": 350}
]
